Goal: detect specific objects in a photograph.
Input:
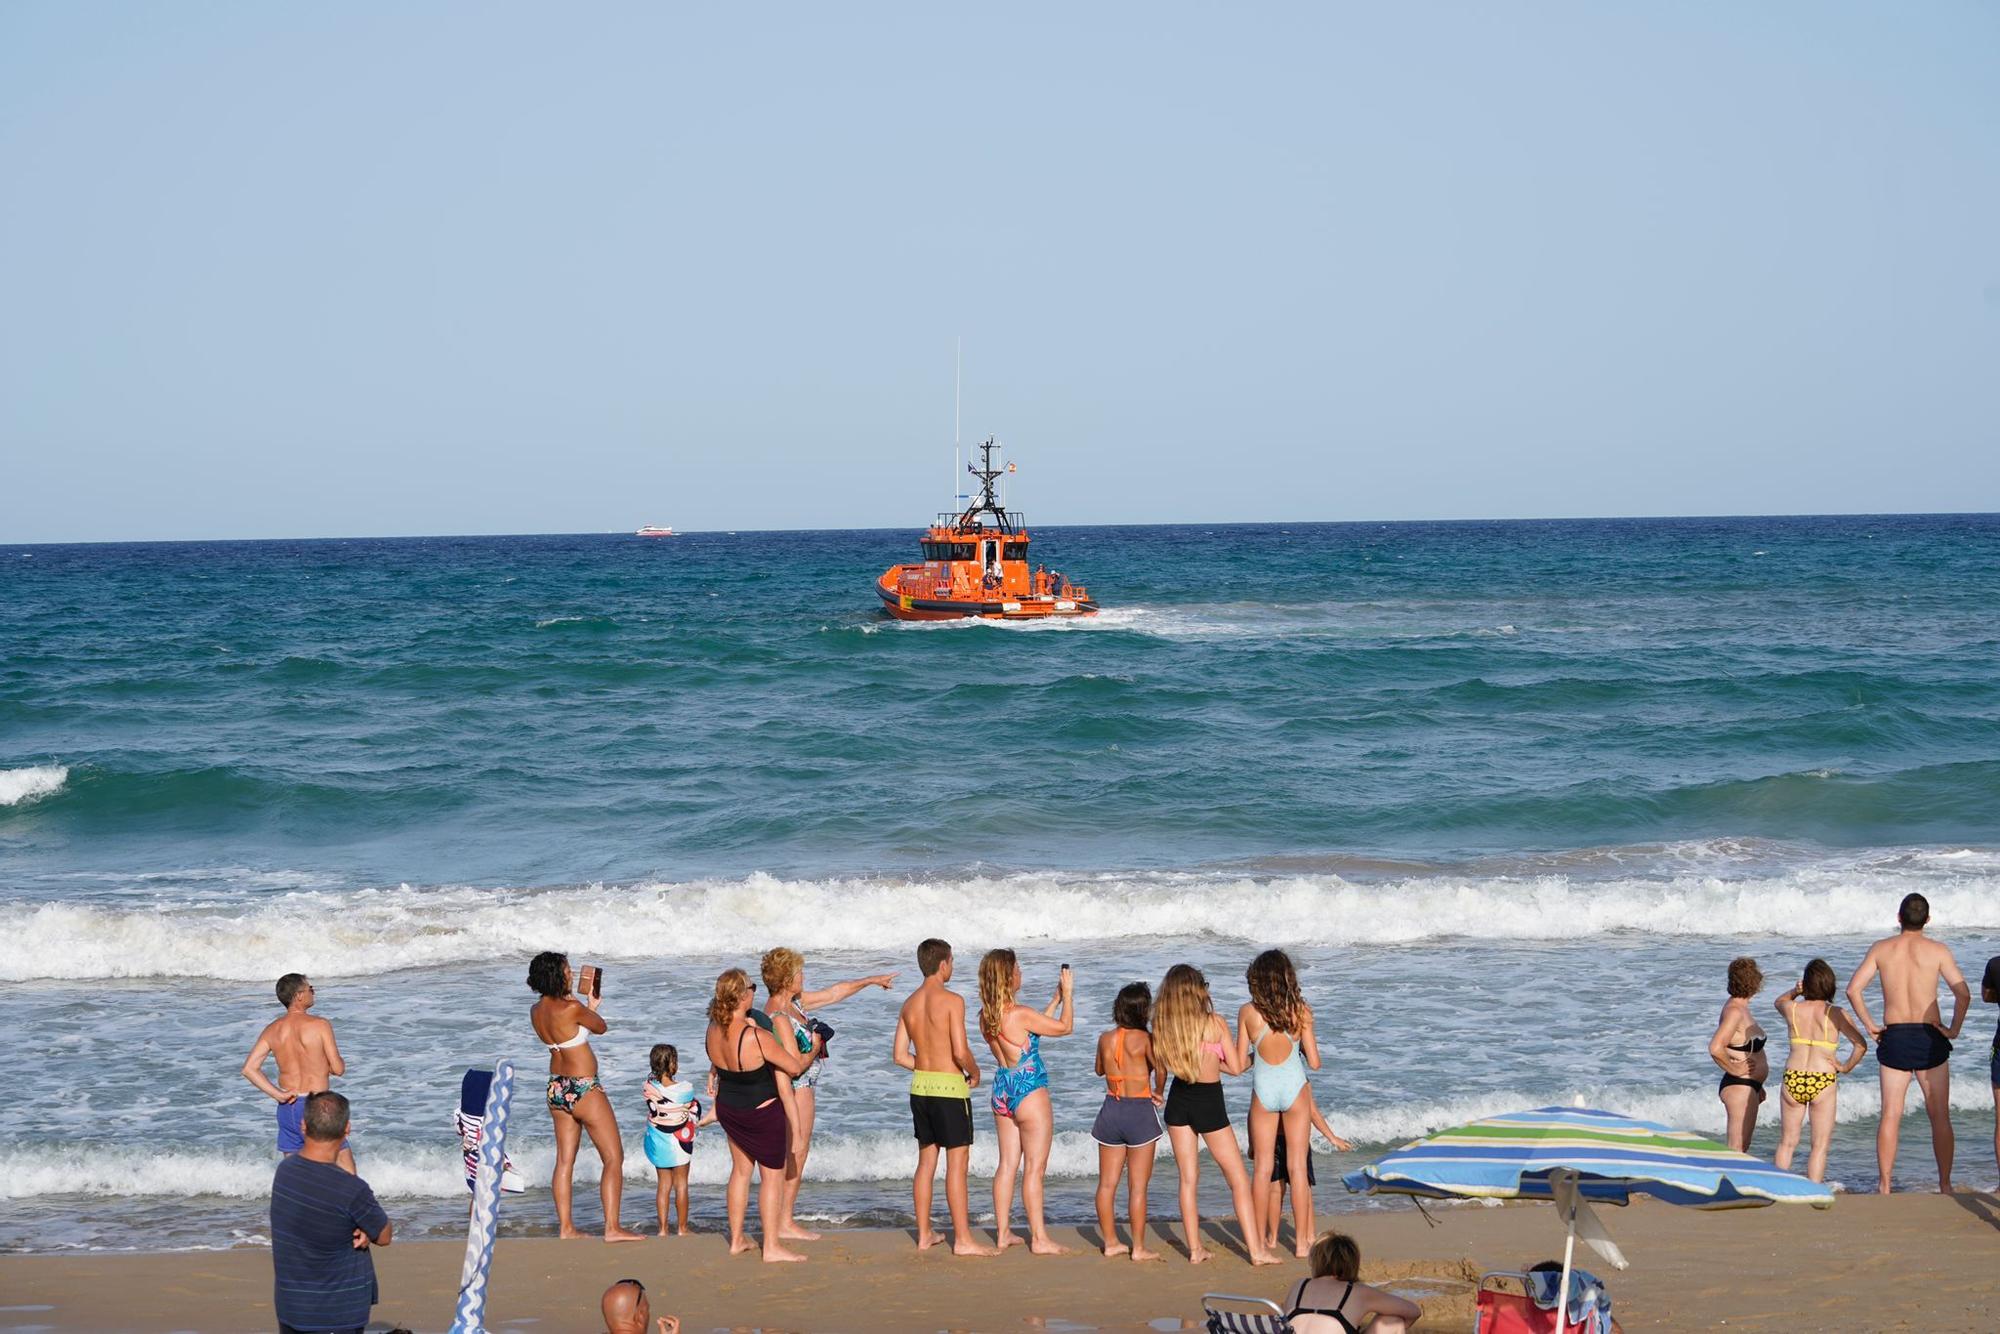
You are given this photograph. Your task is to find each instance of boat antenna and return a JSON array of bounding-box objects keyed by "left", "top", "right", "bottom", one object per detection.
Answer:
[{"left": 952, "top": 336, "right": 962, "bottom": 516}]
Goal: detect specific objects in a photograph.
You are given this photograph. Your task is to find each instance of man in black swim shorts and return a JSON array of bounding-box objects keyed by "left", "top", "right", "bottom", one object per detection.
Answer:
[
  {"left": 1846, "top": 893, "right": 1970, "bottom": 1194},
  {"left": 1983, "top": 954, "right": 2000, "bottom": 1180}
]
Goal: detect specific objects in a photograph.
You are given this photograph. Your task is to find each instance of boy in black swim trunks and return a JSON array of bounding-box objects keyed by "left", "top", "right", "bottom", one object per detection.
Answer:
[{"left": 891, "top": 939, "right": 994, "bottom": 1256}]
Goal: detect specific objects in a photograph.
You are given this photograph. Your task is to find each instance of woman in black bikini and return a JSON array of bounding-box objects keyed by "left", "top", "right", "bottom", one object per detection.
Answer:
[
  {"left": 1707, "top": 956, "right": 1768, "bottom": 1153},
  {"left": 1283, "top": 1230, "right": 1422, "bottom": 1333},
  {"left": 526, "top": 951, "right": 642, "bottom": 1243},
  {"left": 704, "top": 967, "right": 820, "bottom": 1262}
]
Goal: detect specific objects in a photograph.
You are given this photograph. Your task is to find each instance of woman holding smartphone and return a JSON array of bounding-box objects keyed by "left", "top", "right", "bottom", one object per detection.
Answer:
[
  {"left": 978, "top": 950, "right": 1074, "bottom": 1254},
  {"left": 526, "top": 951, "right": 642, "bottom": 1243}
]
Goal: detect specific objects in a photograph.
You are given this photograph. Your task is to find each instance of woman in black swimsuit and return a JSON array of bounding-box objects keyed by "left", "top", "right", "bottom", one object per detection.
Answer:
[
  {"left": 1707, "top": 956, "right": 1769, "bottom": 1153},
  {"left": 1283, "top": 1230, "right": 1422, "bottom": 1333},
  {"left": 704, "top": 968, "right": 820, "bottom": 1263}
]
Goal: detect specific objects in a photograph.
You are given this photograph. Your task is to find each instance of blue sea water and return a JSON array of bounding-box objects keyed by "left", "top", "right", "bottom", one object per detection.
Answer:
[{"left": 2, "top": 514, "right": 1998, "bottom": 1251}]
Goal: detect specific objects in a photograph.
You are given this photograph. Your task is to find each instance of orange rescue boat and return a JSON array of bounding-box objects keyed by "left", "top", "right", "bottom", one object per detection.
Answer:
[{"left": 875, "top": 437, "right": 1098, "bottom": 621}]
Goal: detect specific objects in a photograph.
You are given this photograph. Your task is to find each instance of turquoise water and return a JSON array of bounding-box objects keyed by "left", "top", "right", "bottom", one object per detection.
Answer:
[{"left": 3, "top": 515, "right": 1998, "bottom": 1250}]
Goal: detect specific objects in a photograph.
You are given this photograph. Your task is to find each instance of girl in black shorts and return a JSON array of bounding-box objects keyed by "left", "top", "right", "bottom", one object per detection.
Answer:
[{"left": 1152, "top": 964, "right": 1275, "bottom": 1266}]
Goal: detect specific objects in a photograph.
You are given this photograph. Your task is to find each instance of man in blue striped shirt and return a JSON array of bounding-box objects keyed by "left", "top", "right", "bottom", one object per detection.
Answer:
[{"left": 270, "top": 1092, "right": 392, "bottom": 1334}]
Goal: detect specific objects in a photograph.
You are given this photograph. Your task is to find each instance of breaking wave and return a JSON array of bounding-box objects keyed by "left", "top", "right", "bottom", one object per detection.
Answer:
[
  {"left": 0, "top": 764, "right": 67, "bottom": 807},
  {"left": 5, "top": 861, "right": 2000, "bottom": 981}
]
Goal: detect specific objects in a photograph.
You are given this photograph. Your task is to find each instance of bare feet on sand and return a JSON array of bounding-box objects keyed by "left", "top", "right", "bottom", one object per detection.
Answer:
[
  {"left": 1131, "top": 1247, "right": 1162, "bottom": 1262},
  {"left": 953, "top": 1238, "right": 999, "bottom": 1257},
  {"left": 1102, "top": 1241, "right": 1130, "bottom": 1258},
  {"left": 1029, "top": 1237, "right": 1071, "bottom": 1256},
  {"left": 781, "top": 1225, "right": 822, "bottom": 1241},
  {"left": 729, "top": 1236, "right": 758, "bottom": 1256},
  {"left": 605, "top": 1226, "right": 647, "bottom": 1244},
  {"left": 916, "top": 1230, "right": 945, "bottom": 1251},
  {"left": 1188, "top": 1245, "right": 1211, "bottom": 1265},
  {"left": 558, "top": 1225, "right": 587, "bottom": 1240},
  {"left": 762, "top": 1246, "right": 808, "bottom": 1263},
  {"left": 995, "top": 1230, "right": 1020, "bottom": 1252}
]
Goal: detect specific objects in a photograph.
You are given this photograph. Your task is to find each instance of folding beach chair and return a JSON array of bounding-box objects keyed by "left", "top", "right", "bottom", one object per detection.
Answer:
[
  {"left": 1201, "top": 1292, "right": 1291, "bottom": 1334},
  {"left": 1473, "top": 1270, "right": 1614, "bottom": 1334}
]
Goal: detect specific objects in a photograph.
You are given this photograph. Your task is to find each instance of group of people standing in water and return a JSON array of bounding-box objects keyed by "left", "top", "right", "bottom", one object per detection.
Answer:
[
  {"left": 517, "top": 889, "right": 1998, "bottom": 1266},
  {"left": 525, "top": 938, "right": 1349, "bottom": 1265},
  {"left": 1709, "top": 891, "right": 1999, "bottom": 1191}
]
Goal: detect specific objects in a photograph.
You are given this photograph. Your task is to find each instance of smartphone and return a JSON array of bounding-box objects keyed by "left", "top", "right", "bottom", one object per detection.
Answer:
[{"left": 579, "top": 965, "right": 602, "bottom": 999}]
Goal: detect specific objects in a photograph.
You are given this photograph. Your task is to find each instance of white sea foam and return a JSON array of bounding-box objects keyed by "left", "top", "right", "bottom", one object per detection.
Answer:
[
  {"left": 2, "top": 1080, "right": 1983, "bottom": 1201},
  {"left": 5, "top": 862, "right": 1998, "bottom": 981},
  {"left": 0, "top": 764, "right": 67, "bottom": 807}
]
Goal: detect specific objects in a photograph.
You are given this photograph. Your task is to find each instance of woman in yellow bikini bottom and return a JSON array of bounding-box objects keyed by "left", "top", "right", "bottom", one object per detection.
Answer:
[{"left": 1772, "top": 957, "right": 1868, "bottom": 1183}]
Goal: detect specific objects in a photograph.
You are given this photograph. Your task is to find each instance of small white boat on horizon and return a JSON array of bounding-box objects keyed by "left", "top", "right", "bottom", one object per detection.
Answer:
[{"left": 635, "top": 524, "right": 675, "bottom": 538}]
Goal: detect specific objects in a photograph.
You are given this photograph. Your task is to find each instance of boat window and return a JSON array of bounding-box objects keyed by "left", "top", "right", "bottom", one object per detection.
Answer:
[
  {"left": 1004, "top": 543, "right": 1027, "bottom": 561},
  {"left": 921, "top": 541, "right": 978, "bottom": 561}
]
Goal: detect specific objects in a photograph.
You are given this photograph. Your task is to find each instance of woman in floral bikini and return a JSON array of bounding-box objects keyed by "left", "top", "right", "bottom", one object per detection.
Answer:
[{"left": 527, "top": 951, "right": 642, "bottom": 1242}]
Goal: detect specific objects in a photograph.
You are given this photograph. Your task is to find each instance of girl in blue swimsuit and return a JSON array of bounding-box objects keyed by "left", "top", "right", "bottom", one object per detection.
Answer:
[
  {"left": 979, "top": 948, "right": 1074, "bottom": 1255},
  {"left": 1237, "top": 949, "right": 1326, "bottom": 1258}
]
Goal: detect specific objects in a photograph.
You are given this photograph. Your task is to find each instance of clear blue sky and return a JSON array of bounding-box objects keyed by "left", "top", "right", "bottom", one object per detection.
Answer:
[{"left": 3, "top": 4, "right": 1995, "bottom": 542}]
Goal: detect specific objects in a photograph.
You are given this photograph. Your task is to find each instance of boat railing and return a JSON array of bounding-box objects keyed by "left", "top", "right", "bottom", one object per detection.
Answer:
[{"left": 933, "top": 511, "right": 1026, "bottom": 533}]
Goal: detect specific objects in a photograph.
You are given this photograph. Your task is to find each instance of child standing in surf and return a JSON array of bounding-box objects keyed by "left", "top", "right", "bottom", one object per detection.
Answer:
[{"left": 642, "top": 1044, "right": 712, "bottom": 1236}]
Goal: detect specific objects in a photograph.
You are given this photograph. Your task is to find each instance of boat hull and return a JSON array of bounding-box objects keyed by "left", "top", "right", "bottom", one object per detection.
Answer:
[{"left": 875, "top": 582, "right": 1097, "bottom": 621}]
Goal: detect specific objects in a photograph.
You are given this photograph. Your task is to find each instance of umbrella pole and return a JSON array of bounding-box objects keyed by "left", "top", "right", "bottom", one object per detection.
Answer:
[{"left": 1557, "top": 1205, "right": 1577, "bottom": 1329}]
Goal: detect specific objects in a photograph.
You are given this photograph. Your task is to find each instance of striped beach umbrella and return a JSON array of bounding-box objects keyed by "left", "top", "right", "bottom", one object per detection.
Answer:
[{"left": 1343, "top": 1105, "right": 1833, "bottom": 1325}]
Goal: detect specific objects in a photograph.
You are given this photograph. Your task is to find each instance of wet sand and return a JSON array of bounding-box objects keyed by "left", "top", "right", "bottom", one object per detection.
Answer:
[{"left": 3, "top": 1194, "right": 1997, "bottom": 1331}]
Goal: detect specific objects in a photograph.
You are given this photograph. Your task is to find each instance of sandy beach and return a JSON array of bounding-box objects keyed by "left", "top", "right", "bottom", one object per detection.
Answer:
[{"left": 4, "top": 1193, "right": 1996, "bottom": 1332}]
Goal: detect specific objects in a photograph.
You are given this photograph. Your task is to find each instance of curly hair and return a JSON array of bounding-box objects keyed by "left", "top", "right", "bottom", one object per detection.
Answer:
[
  {"left": 1152, "top": 963, "right": 1214, "bottom": 1082},
  {"left": 1247, "top": 948, "right": 1305, "bottom": 1037},
  {"left": 978, "top": 948, "right": 1018, "bottom": 1040},
  {"left": 1726, "top": 956, "right": 1763, "bottom": 999},
  {"left": 708, "top": 968, "right": 750, "bottom": 1028},
  {"left": 761, "top": 947, "right": 804, "bottom": 997},
  {"left": 526, "top": 951, "right": 570, "bottom": 998}
]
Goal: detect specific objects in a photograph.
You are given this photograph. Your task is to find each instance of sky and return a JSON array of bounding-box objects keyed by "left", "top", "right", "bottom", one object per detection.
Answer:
[{"left": 2, "top": 3, "right": 1996, "bottom": 543}]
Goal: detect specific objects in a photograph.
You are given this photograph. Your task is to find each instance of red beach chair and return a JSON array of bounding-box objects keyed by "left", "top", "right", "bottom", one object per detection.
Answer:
[{"left": 1473, "top": 1270, "right": 1614, "bottom": 1334}]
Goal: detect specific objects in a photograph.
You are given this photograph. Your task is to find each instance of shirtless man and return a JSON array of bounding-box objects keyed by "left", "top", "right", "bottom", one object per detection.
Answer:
[
  {"left": 243, "top": 973, "right": 354, "bottom": 1173},
  {"left": 891, "top": 939, "right": 994, "bottom": 1256},
  {"left": 1845, "top": 894, "right": 1969, "bottom": 1193}
]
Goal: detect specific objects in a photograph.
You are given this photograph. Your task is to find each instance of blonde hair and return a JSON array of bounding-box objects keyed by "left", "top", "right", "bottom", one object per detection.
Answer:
[
  {"left": 708, "top": 968, "right": 750, "bottom": 1028},
  {"left": 761, "top": 947, "right": 803, "bottom": 996},
  {"left": 978, "top": 948, "right": 1018, "bottom": 1039},
  {"left": 1153, "top": 963, "right": 1215, "bottom": 1082},
  {"left": 1247, "top": 949, "right": 1305, "bottom": 1037}
]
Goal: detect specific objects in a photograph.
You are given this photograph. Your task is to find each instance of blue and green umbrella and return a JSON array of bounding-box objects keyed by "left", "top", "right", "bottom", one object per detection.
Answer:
[{"left": 1343, "top": 1105, "right": 1833, "bottom": 1324}]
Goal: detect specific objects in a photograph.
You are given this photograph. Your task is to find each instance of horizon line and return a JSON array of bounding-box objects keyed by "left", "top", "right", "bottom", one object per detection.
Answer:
[{"left": 4, "top": 508, "right": 1997, "bottom": 549}]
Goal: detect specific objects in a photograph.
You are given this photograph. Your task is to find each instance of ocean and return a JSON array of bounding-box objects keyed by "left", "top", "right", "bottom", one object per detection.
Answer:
[{"left": 3, "top": 514, "right": 1998, "bottom": 1253}]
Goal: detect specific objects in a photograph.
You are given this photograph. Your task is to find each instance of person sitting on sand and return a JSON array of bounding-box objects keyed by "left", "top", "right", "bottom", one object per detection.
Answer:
[
  {"left": 1706, "top": 956, "right": 1767, "bottom": 1153},
  {"left": 600, "top": 1277, "right": 680, "bottom": 1334},
  {"left": 1771, "top": 958, "right": 1868, "bottom": 1182},
  {"left": 1279, "top": 1230, "right": 1422, "bottom": 1332},
  {"left": 527, "top": 951, "right": 643, "bottom": 1242},
  {"left": 1091, "top": 981, "right": 1166, "bottom": 1261},
  {"left": 891, "top": 938, "right": 994, "bottom": 1256},
  {"left": 1153, "top": 963, "right": 1275, "bottom": 1266},
  {"left": 243, "top": 973, "right": 355, "bottom": 1173},
  {"left": 978, "top": 948, "right": 1074, "bottom": 1255},
  {"left": 752, "top": 947, "right": 896, "bottom": 1243},
  {"left": 706, "top": 967, "right": 819, "bottom": 1262},
  {"left": 1845, "top": 892, "right": 1969, "bottom": 1193}
]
